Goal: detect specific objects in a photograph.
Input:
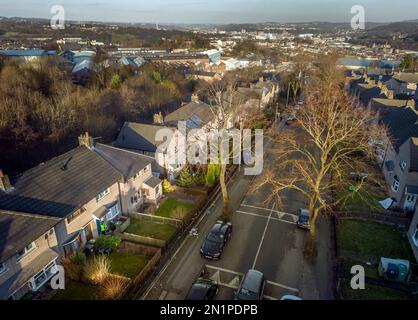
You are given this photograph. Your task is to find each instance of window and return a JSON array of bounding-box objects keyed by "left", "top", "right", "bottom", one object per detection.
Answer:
[
  {"left": 106, "top": 203, "right": 120, "bottom": 221},
  {"left": 67, "top": 207, "right": 86, "bottom": 224},
  {"left": 406, "top": 194, "right": 416, "bottom": 202},
  {"left": 392, "top": 177, "right": 400, "bottom": 192},
  {"left": 63, "top": 234, "right": 82, "bottom": 258},
  {"left": 0, "top": 263, "right": 5, "bottom": 274},
  {"left": 96, "top": 188, "right": 110, "bottom": 203},
  {"left": 30, "top": 260, "right": 57, "bottom": 291},
  {"left": 400, "top": 160, "right": 407, "bottom": 171},
  {"left": 84, "top": 224, "right": 93, "bottom": 241},
  {"left": 16, "top": 242, "right": 36, "bottom": 262},
  {"left": 413, "top": 225, "right": 418, "bottom": 247}
]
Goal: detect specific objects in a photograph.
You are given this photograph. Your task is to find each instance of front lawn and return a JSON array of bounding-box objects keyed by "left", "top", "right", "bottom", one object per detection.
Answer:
[
  {"left": 337, "top": 219, "right": 412, "bottom": 260},
  {"left": 340, "top": 280, "right": 411, "bottom": 300},
  {"left": 52, "top": 281, "right": 101, "bottom": 300},
  {"left": 336, "top": 188, "right": 385, "bottom": 211},
  {"left": 125, "top": 220, "right": 177, "bottom": 241},
  {"left": 155, "top": 197, "right": 196, "bottom": 220},
  {"left": 108, "top": 251, "right": 149, "bottom": 279},
  {"left": 337, "top": 219, "right": 415, "bottom": 300}
]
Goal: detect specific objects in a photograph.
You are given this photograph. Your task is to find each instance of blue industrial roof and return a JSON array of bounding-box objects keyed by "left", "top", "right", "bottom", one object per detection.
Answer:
[{"left": 0, "top": 50, "right": 56, "bottom": 56}]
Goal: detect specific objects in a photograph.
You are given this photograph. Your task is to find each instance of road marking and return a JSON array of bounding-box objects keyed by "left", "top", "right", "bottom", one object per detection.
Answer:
[
  {"left": 205, "top": 265, "right": 244, "bottom": 277},
  {"left": 252, "top": 203, "right": 275, "bottom": 269},
  {"left": 240, "top": 204, "right": 298, "bottom": 219},
  {"left": 235, "top": 210, "right": 296, "bottom": 225},
  {"left": 210, "top": 271, "right": 221, "bottom": 283},
  {"left": 266, "top": 280, "right": 299, "bottom": 293},
  {"left": 228, "top": 276, "right": 241, "bottom": 288},
  {"left": 204, "top": 264, "right": 299, "bottom": 294}
]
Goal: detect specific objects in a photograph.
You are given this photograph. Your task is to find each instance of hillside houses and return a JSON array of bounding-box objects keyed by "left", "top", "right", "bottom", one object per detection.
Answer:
[{"left": 0, "top": 133, "right": 162, "bottom": 299}]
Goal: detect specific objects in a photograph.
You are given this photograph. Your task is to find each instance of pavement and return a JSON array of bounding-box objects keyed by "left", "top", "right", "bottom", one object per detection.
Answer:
[{"left": 142, "top": 121, "right": 336, "bottom": 301}]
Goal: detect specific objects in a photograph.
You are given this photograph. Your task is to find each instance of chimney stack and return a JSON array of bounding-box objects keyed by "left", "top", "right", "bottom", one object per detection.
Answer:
[
  {"left": 78, "top": 132, "right": 94, "bottom": 149},
  {"left": 191, "top": 93, "right": 199, "bottom": 103},
  {"left": 153, "top": 112, "right": 164, "bottom": 124},
  {"left": 0, "top": 169, "right": 13, "bottom": 193},
  {"left": 407, "top": 99, "right": 416, "bottom": 108}
]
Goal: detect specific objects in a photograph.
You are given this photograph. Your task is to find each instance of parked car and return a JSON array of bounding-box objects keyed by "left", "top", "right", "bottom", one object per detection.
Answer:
[
  {"left": 296, "top": 209, "right": 311, "bottom": 230},
  {"left": 200, "top": 221, "right": 232, "bottom": 260},
  {"left": 186, "top": 278, "right": 219, "bottom": 300},
  {"left": 235, "top": 269, "right": 265, "bottom": 300}
]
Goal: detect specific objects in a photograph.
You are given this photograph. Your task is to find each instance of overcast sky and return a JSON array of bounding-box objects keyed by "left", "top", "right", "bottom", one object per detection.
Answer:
[{"left": 1, "top": 0, "right": 417, "bottom": 24}]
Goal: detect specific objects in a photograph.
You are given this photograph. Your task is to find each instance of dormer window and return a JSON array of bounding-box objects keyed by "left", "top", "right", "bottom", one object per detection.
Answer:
[
  {"left": 400, "top": 160, "right": 407, "bottom": 171},
  {"left": 16, "top": 242, "right": 36, "bottom": 262}
]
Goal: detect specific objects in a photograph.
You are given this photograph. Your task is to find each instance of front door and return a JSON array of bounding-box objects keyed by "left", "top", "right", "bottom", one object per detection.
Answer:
[
  {"left": 404, "top": 194, "right": 417, "bottom": 211},
  {"left": 84, "top": 223, "right": 93, "bottom": 241}
]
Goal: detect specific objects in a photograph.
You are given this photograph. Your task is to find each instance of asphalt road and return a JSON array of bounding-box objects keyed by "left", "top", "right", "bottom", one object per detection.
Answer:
[{"left": 142, "top": 121, "right": 335, "bottom": 301}]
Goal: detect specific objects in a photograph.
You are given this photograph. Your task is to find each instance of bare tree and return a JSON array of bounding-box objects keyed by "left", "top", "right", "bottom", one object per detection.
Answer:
[
  {"left": 254, "top": 65, "right": 387, "bottom": 255},
  {"left": 200, "top": 78, "right": 246, "bottom": 220}
]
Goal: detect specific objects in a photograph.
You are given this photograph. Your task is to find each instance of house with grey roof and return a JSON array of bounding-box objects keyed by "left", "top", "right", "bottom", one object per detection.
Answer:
[
  {"left": 114, "top": 122, "right": 184, "bottom": 181},
  {"left": 93, "top": 142, "right": 162, "bottom": 212},
  {"left": 0, "top": 209, "right": 61, "bottom": 300},
  {"left": 384, "top": 73, "right": 418, "bottom": 98},
  {"left": 164, "top": 99, "right": 215, "bottom": 130},
  {"left": 382, "top": 137, "right": 418, "bottom": 212},
  {"left": 0, "top": 132, "right": 162, "bottom": 268},
  {"left": 408, "top": 205, "right": 418, "bottom": 262}
]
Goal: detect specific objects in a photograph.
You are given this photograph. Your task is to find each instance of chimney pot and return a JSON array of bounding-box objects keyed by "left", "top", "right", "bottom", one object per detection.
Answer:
[
  {"left": 78, "top": 132, "right": 94, "bottom": 149},
  {"left": 0, "top": 169, "right": 13, "bottom": 193},
  {"left": 407, "top": 99, "right": 416, "bottom": 108}
]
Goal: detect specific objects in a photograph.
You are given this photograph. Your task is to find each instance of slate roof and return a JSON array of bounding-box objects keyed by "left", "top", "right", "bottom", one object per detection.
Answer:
[
  {"left": 381, "top": 106, "right": 418, "bottom": 151},
  {"left": 393, "top": 73, "right": 418, "bottom": 84},
  {"left": 144, "top": 175, "right": 162, "bottom": 188},
  {"left": 164, "top": 101, "right": 214, "bottom": 128},
  {"left": 0, "top": 146, "right": 122, "bottom": 218},
  {"left": 354, "top": 83, "right": 387, "bottom": 106},
  {"left": 0, "top": 210, "right": 60, "bottom": 262},
  {"left": 370, "top": 98, "right": 408, "bottom": 115},
  {"left": 0, "top": 50, "right": 56, "bottom": 57},
  {"left": 114, "top": 122, "right": 175, "bottom": 153},
  {"left": 93, "top": 143, "right": 153, "bottom": 181},
  {"left": 0, "top": 248, "right": 58, "bottom": 299}
]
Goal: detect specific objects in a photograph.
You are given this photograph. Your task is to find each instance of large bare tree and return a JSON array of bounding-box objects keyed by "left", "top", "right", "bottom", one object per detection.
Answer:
[
  {"left": 255, "top": 65, "right": 387, "bottom": 255},
  {"left": 200, "top": 77, "right": 246, "bottom": 220}
]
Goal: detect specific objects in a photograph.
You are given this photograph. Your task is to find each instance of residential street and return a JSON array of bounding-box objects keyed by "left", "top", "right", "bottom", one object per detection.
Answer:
[{"left": 142, "top": 121, "right": 335, "bottom": 300}]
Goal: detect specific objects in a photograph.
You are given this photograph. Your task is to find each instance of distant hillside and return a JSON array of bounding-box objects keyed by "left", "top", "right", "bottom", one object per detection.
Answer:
[{"left": 370, "top": 20, "right": 418, "bottom": 33}]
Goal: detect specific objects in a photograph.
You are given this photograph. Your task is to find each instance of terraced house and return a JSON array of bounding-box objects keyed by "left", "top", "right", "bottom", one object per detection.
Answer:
[
  {"left": 0, "top": 133, "right": 162, "bottom": 299},
  {"left": 0, "top": 210, "right": 60, "bottom": 300}
]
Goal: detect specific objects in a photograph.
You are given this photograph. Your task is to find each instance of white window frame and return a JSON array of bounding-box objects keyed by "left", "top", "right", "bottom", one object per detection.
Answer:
[
  {"left": 392, "top": 178, "right": 400, "bottom": 192},
  {"left": 96, "top": 188, "right": 110, "bottom": 203},
  {"left": 413, "top": 226, "right": 418, "bottom": 247},
  {"left": 106, "top": 203, "right": 120, "bottom": 221},
  {"left": 29, "top": 260, "right": 57, "bottom": 291},
  {"left": 16, "top": 242, "right": 36, "bottom": 262}
]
